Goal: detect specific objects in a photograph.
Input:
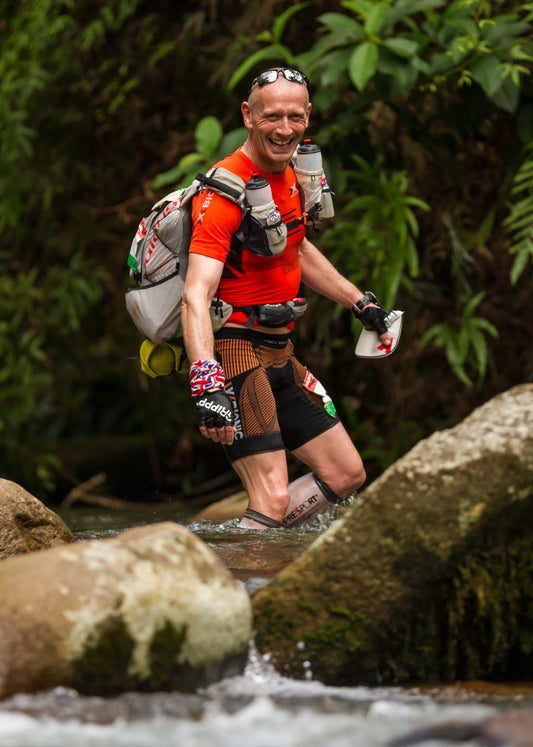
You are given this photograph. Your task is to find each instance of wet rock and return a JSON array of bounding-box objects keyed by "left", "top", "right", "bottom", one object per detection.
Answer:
[
  {"left": 389, "top": 708, "right": 533, "bottom": 745},
  {"left": 0, "top": 521, "right": 252, "bottom": 698},
  {"left": 0, "top": 479, "right": 73, "bottom": 558},
  {"left": 252, "top": 384, "right": 533, "bottom": 685},
  {"left": 194, "top": 491, "right": 248, "bottom": 524}
]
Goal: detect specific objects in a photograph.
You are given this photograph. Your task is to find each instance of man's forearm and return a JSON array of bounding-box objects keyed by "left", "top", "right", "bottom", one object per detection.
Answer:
[
  {"left": 299, "top": 237, "right": 363, "bottom": 307},
  {"left": 181, "top": 297, "right": 216, "bottom": 363}
]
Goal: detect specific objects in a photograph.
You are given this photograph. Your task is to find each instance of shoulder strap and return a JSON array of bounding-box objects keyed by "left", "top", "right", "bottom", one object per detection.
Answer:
[{"left": 195, "top": 168, "right": 247, "bottom": 207}]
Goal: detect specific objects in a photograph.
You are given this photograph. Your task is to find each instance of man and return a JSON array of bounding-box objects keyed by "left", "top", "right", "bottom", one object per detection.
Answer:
[{"left": 181, "top": 67, "right": 392, "bottom": 529}]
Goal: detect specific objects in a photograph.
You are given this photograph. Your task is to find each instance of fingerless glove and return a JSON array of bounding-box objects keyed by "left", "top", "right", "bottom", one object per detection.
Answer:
[{"left": 195, "top": 391, "right": 235, "bottom": 429}]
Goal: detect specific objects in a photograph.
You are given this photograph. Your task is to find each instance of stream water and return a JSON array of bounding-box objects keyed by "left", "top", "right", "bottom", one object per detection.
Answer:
[{"left": 2, "top": 503, "right": 533, "bottom": 746}]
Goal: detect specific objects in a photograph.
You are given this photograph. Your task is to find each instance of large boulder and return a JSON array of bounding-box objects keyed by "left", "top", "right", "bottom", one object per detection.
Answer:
[
  {"left": 252, "top": 384, "right": 533, "bottom": 685},
  {"left": 0, "top": 521, "right": 252, "bottom": 698},
  {"left": 0, "top": 479, "right": 73, "bottom": 558}
]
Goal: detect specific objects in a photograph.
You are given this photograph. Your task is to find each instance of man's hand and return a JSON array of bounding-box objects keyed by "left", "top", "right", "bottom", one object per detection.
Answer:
[
  {"left": 358, "top": 305, "right": 389, "bottom": 336},
  {"left": 359, "top": 305, "right": 392, "bottom": 347},
  {"left": 195, "top": 390, "right": 235, "bottom": 444}
]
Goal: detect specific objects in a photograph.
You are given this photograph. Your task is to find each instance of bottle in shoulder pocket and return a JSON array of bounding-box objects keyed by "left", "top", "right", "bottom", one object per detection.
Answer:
[
  {"left": 242, "top": 173, "right": 287, "bottom": 257},
  {"left": 245, "top": 174, "right": 273, "bottom": 207},
  {"left": 294, "top": 140, "right": 334, "bottom": 220}
]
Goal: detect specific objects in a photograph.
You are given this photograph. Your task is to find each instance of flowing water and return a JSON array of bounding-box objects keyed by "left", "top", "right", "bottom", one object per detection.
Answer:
[{"left": 2, "top": 503, "right": 533, "bottom": 747}]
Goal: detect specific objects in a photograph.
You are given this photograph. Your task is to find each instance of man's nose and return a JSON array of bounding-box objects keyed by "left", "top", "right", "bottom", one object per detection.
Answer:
[{"left": 276, "top": 117, "right": 292, "bottom": 135}]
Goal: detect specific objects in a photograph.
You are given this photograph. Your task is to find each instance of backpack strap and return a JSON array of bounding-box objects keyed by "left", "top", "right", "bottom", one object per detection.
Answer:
[
  {"left": 196, "top": 172, "right": 243, "bottom": 203},
  {"left": 195, "top": 168, "right": 247, "bottom": 207}
]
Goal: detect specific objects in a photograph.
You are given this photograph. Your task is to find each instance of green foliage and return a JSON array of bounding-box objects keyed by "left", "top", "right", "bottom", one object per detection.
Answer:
[
  {"left": 152, "top": 117, "right": 248, "bottom": 189},
  {"left": 419, "top": 292, "right": 498, "bottom": 387},
  {"left": 322, "top": 155, "right": 429, "bottom": 309},
  {"left": 0, "top": 0, "right": 183, "bottom": 495},
  {"left": 0, "top": 0, "right": 147, "bottom": 238},
  {"left": 504, "top": 141, "right": 533, "bottom": 285},
  {"left": 230, "top": 0, "right": 531, "bottom": 393},
  {"left": 298, "top": 0, "right": 532, "bottom": 111},
  {"left": 227, "top": 2, "right": 312, "bottom": 91},
  {"left": 0, "top": 250, "right": 108, "bottom": 493},
  {"left": 0, "top": 0, "right": 74, "bottom": 235}
]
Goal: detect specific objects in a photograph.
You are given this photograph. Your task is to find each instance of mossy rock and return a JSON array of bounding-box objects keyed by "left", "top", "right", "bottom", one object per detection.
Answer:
[{"left": 252, "top": 384, "right": 533, "bottom": 685}]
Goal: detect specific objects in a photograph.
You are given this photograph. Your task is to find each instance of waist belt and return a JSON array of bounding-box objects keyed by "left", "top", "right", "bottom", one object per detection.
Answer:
[{"left": 233, "top": 298, "right": 308, "bottom": 328}]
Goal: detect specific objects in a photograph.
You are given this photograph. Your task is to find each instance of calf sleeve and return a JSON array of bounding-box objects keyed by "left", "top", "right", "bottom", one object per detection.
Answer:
[
  {"left": 241, "top": 508, "right": 282, "bottom": 528},
  {"left": 282, "top": 473, "right": 343, "bottom": 528}
]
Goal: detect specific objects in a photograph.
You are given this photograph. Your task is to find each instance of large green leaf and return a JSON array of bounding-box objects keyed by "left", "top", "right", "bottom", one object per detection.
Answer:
[
  {"left": 195, "top": 116, "right": 223, "bottom": 158},
  {"left": 483, "top": 18, "right": 529, "bottom": 46},
  {"left": 219, "top": 127, "right": 248, "bottom": 159},
  {"left": 491, "top": 74, "right": 520, "bottom": 113},
  {"left": 342, "top": 0, "right": 375, "bottom": 18},
  {"left": 348, "top": 41, "right": 378, "bottom": 91},
  {"left": 384, "top": 0, "right": 446, "bottom": 26},
  {"left": 470, "top": 55, "right": 505, "bottom": 98},
  {"left": 318, "top": 12, "right": 365, "bottom": 36},
  {"left": 382, "top": 37, "right": 420, "bottom": 59},
  {"left": 365, "top": 4, "right": 386, "bottom": 35},
  {"left": 315, "top": 48, "right": 353, "bottom": 87}
]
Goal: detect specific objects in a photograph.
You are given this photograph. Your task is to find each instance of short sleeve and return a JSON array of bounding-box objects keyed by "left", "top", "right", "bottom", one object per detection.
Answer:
[{"left": 189, "top": 190, "right": 243, "bottom": 262}]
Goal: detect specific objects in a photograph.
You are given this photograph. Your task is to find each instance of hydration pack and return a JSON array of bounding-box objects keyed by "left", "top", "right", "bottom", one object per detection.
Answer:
[{"left": 125, "top": 147, "right": 334, "bottom": 344}]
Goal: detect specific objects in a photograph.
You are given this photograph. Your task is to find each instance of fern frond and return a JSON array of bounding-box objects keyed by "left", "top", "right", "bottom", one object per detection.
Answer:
[{"left": 505, "top": 142, "right": 533, "bottom": 283}]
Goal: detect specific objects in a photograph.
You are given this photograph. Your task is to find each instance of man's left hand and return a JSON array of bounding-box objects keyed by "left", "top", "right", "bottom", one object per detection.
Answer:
[{"left": 358, "top": 304, "right": 392, "bottom": 345}]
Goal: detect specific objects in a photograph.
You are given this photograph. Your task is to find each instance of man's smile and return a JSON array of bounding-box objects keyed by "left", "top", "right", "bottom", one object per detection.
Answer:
[{"left": 270, "top": 136, "right": 294, "bottom": 149}]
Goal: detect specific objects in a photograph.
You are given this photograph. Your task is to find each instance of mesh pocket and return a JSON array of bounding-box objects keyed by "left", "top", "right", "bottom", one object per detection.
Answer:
[
  {"left": 243, "top": 203, "right": 287, "bottom": 257},
  {"left": 125, "top": 271, "right": 185, "bottom": 343}
]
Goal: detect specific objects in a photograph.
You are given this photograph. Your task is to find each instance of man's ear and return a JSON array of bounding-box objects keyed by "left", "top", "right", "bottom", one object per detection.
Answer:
[{"left": 241, "top": 100, "right": 253, "bottom": 130}]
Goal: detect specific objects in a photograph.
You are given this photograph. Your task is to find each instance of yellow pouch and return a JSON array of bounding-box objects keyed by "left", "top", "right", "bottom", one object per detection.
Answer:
[{"left": 140, "top": 339, "right": 189, "bottom": 377}]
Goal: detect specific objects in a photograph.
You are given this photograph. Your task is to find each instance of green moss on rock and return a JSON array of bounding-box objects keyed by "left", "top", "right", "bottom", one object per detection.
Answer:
[
  {"left": 70, "top": 617, "right": 135, "bottom": 694},
  {"left": 147, "top": 621, "right": 187, "bottom": 689}
]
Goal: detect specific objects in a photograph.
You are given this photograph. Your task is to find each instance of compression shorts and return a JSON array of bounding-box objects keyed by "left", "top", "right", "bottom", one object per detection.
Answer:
[{"left": 215, "top": 328, "right": 340, "bottom": 462}]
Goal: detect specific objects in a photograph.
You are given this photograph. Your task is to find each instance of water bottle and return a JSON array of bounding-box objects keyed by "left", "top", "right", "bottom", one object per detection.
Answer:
[
  {"left": 295, "top": 140, "right": 335, "bottom": 219},
  {"left": 245, "top": 173, "right": 273, "bottom": 207},
  {"left": 295, "top": 140, "right": 322, "bottom": 173}
]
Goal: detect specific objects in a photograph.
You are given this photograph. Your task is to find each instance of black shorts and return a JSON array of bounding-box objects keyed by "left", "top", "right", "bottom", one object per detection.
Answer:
[{"left": 214, "top": 328, "right": 340, "bottom": 462}]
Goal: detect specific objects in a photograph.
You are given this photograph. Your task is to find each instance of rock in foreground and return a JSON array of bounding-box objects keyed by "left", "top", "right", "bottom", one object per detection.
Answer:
[
  {"left": 0, "top": 479, "right": 73, "bottom": 558},
  {"left": 0, "top": 522, "right": 252, "bottom": 698},
  {"left": 252, "top": 384, "right": 533, "bottom": 685}
]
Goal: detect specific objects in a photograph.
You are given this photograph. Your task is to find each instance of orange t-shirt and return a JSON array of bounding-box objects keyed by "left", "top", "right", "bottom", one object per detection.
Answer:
[{"left": 189, "top": 149, "right": 306, "bottom": 324}]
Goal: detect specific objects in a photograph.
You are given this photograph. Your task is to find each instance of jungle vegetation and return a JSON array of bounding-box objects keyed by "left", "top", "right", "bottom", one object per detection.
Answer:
[{"left": 1, "top": 0, "right": 532, "bottom": 504}]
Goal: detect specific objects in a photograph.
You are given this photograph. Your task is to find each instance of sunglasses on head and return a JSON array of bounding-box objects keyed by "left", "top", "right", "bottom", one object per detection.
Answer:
[{"left": 247, "top": 68, "right": 309, "bottom": 97}]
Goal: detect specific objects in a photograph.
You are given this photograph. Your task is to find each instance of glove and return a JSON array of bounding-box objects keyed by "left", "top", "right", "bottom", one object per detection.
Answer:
[
  {"left": 195, "top": 391, "right": 234, "bottom": 429},
  {"left": 358, "top": 305, "right": 389, "bottom": 336}
]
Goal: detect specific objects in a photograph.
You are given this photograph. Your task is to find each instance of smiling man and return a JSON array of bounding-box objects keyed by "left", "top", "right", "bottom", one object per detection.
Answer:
[
  {"left": 181, "top": 67, "right": 392, "bottom": 529},
  {"left": 242, "top": 69, "right": 311, "bottom": 172}
]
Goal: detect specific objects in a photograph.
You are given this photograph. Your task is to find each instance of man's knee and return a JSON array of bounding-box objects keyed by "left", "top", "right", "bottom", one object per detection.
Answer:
[{"left": 325, "top": 462, "right": 366, "bottom": 498}]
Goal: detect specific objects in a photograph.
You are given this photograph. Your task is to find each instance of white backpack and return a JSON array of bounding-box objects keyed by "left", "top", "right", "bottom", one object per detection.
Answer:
[{"left": 125, "top": 168, "right": 247, "bottom": 343}]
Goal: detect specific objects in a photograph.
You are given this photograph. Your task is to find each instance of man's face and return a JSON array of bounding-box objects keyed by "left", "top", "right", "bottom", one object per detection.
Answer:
[{"left": 241, "top": 78, "right": 311, "bottom": 173}]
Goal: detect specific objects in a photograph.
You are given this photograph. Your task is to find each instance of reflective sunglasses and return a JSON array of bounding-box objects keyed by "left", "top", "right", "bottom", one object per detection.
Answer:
[{"left": 247, "top": 68, "right": 309, "bottom": 97}]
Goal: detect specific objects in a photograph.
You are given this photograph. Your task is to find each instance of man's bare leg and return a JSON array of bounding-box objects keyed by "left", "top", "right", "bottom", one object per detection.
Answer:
[
  {"left": 234, "top": 422, "right": 365, "bottom": 529},
  {"left": 292, "top": 421, "right": 366, "bottom": 497},
  {"left": 233, "top": 450, "right": 291, "bottom": 528}
]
